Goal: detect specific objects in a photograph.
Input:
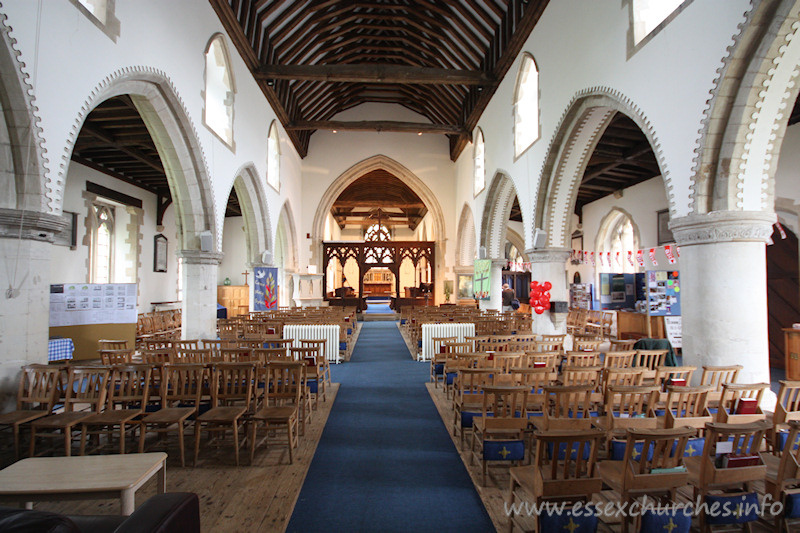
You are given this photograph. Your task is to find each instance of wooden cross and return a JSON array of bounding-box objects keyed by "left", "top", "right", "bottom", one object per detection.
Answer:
[{"left": 242, "top": 270, "right": 249, "bottom": 286}]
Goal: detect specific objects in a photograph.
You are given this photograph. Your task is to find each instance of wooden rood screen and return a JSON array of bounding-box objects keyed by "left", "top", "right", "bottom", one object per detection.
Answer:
[{"left": 322, "top": 241, "right": 435, "bottom": 302}]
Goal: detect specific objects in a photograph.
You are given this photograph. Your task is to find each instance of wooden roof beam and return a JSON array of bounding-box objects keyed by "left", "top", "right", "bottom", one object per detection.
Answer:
[
  {"left": 286, "top": 120, "right": 466, "bottom": 135},
  {"left": 255, "top": 64, "right": 495, "bottom": 85}
]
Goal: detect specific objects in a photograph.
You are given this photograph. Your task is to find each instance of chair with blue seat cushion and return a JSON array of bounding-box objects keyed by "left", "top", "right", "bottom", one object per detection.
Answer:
[
  {"left": 541, "top": 385, "right": 599, "bottom": 431},
  {"left": 452, "top": 367, "right": 494, "bottom": 448},
  {"left": 429, "top": 336, "right": 456, "bottom": 388},
  {"left": 561, "top": 365, "right": 602, "bottom": 389},
  {"left": 700, "top": 365, "right": 742, "bottom": 409},
  {"left": 470, "top": 385, "right": 529, "bottom": 486},
  {"left": 684, "top": 420, "right": 770, "bottom": 532},
  {"left": 762, "top": 419, "right": 800, "bottom": 531},
  {"left": 633, "top": 349, "right": 668, "bottom": 381},
  {"left": 597, "top": 426, "right": 697, "bottom": 533},
  {"left": 772, "top": 380, "right": 800, "bottom": 452},
  {"left": 704, "top": 492, "right": 760, "bottom": 528},
  {"left": 653, "top": 366, "right": 697, "bottom": 409},
  {"left": 507, "top": 428, "right": 605, "bottom": 533},
  {"left": 664, "top": 384, "right": 714, "bottom": 432},
  {"left": 600, "top": 385, "right": 659, "bottom": 448},
  {"left": 601, "top": 368, "right": 645, "bottom": 397},
  {"left": 509, "top": 367, "right": 557, "bottom": 423}
]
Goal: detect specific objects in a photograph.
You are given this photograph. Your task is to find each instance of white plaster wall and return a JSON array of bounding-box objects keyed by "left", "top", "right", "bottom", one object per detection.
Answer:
[
  {"left": 454, "top": 0, "right": 750, "bottom": 250},
  {"left": 218, "top": 216, "right": 248, "bottom": 285},
  {"left": 0, "top": 0, "right": 302, "bottom": 263},
  {"left": 51, "top": 161, "right": 180, "bottom": 313}
]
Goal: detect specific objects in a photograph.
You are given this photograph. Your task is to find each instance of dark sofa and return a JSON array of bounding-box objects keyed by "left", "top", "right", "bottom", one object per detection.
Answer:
[{"left": 0, "top": 492, "right": 200, "bottom": 533}]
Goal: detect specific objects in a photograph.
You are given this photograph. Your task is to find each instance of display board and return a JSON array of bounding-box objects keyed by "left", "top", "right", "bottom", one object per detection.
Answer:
[
  {"left": 253, "top": 266, "right": 279, "bottom": 311},
  {"left": 646, "top": 271, "right": 681, "bottom": 316},
  {"left": 49, "top": 283, "right": 137, "bottom": 327},
  {"left": 597, "top": 273, "right": 636, "bottom": 310},
  {"left": 664, "top": 316, "right": 683, "bottom": 349},
  {"left": 473, "top": 259, "right": 491, "bottom": 300}
]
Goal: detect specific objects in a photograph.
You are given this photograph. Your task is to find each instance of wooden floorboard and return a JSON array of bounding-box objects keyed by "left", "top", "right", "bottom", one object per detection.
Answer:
[{"left": 1, "top": 384, "right": 339, "bottom": 533}]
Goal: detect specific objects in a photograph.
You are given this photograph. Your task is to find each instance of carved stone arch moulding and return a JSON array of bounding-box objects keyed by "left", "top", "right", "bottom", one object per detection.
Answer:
[
  {"left": 690, "top": 0, "right": 800, "bottom": 215},
  {"left": 0, "top": 8, "right": 48, "bottom": 213},
  {"left": 229, "top": 162, "right": 271, "bottom": 266},
  {"left": 535, "top": 87, "right": 671, "bottom": 250},
  {"left": 455, "top": 202, "right": 477, "bottom": 267},
  {"left": 480, "top": 171, "right": 518, "bottom": 260},
  {"left": 61, "top": 66, "right": 217, "bottom": 251},
  {"left": 277, "top": 200, "right": 299, "bottom": 272}
]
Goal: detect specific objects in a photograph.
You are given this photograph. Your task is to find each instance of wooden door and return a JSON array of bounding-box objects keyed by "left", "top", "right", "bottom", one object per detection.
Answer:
[{"left": 767, "top": 226, "right": 800, "bottom": 369}]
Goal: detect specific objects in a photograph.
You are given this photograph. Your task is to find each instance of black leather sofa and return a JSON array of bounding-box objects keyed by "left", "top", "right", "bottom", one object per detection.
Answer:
[{"left": 0, "top": 492, "right": 200, "bottom": 533}]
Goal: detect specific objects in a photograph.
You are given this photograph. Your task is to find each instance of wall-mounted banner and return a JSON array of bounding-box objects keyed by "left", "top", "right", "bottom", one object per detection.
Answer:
[
  {"left": 254, "top": 266, "right": 279, "bottom": 310},
  {"left": 473, "top": 259, "right": 492, "bottom": 300}
]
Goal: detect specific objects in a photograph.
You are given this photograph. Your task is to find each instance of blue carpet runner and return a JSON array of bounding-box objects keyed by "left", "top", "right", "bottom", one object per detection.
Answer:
[
  {"left": 363, "top": 302, "right": 393, "bottom": 314},
  {"left": 287, "top": 321, "right": 493, "bottom": 532}
]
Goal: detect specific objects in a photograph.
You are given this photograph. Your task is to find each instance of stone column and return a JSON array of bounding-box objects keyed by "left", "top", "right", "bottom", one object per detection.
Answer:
[
  {"left": 670, "top": 211, "right": 775, "bottom": 401},
  {"left": 526, "top": 248, "right": 571, "bottom": 335},
  {"left": 479, "top": 259, "right": 506, "bottom": 311},
  {"left": 0, "top": 208, "right": 67, "bottom": 410},
  {"left": 178, "top": 250, "right": 223, "bottom": 340}
]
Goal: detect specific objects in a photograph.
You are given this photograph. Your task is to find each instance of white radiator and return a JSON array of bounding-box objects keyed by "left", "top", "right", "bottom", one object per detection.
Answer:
[
  {"left": 284, "top": 324, "right": 341, "bottom": 363},
  {"left": 420, "top": 323, "right": 476, "bottom": 361}
]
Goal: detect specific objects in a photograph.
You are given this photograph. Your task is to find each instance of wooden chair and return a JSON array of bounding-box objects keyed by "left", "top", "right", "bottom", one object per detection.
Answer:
[
  {"left": 291, "top": 346, "right": 326, "bottom": 409},
  {"left": 685, "top": 421, "right": 770, "bottom": 532},
  {"left": 138, "top": 364, "right": 206, "bottom": 467},
  {"left": 534, "top": 340, "right": 563, "bottom": 354},
  {"left": 194, "top": 362, "right": 255, "bottom": 466},
  {"left": 98, "top": 349, "right": 133, "bottom": 365},
  {"left": 564, "top": 351, "right": 601, "bottom": 367},
  {"left": 573, "top": 338, "right": 602, "bottom": 352},
  {"left": 762, "top": 419, "right": 800, "bottom": 532},
  {"left": 300, "top": 339, "right": 332, "bottom": 391},
  {"left": 663, "top": 385, "right": 714, "bottom": 432},
  {"left": 602, "top": 368, "right": 644, "bottom": 396},
  {"left": 654, "top": 365, "right": 697, "bottom": 389},
  {"left": 521, "top": 351, "right": 559, "bottom": 370},
  {"left": 634, "top": 349, "right": 668, "bottom": 380},
  {"left": 510, "top": 367, "right": 558, "bottom": 419},
  {"left": 715, "top": 382, "right": 769, "bottom": 424},
  {"left": 430, "top": 336, "right": 456, "bottom": 388},
  {"left": 140, "top": 348, "right": 173, "bottom": 365},
  {"left": 221, "top": 347, "right": 255, "bottom": 362},
  {"left": 598, "top": 427, "right": 697, "bottom": 533},
  {"left": 98, "top": 339, "right": 128, "bottom": 350},
  {"left": 772, "top": 381, "right": 800, "bottom": 452},
  {"left": 507, "top": 335, "right": 538, "bottom": 352},
  {"left": 0, "top": 365, "right": 62, "bottom": 459},
  {"left": 29, "top": 366, "right": 110, "bottom": 457},
  {"left": 600, "top": 386, "right": 660, "bottom": 448},
  {"left": 603, "top": 350, "right": 636, "bottom": 369},
  {"left": 541, "top": 385, "right": 598, "bottom": 430},
  {"left": 561, "top": 366, "right": 602, "bottom": 389},
  {"left": 507, "top": 428, "right": 606, "bottom": 533},
  {"left": 608, "top": 339, "right": 636, "bottom": 352},
  {"left": 701, "top": 365, "right": 742, "bottom": 408},
  {"left": 470, "top": 385, "right": 530, "bottom": 486},
  {"left": 140, "top": 338, "right": 174, "bottom": 351},
  {"left": 173, "top": 340, "right": 200, "bottom": 351},
  {"left": 173, "top": 348, "right": 212, "bottom": 364},
  {"left": 254, "top": 347, "right": 291, "bottom": 363},
  {"left": 79, "top": 364, "right": 151, "bottom": 455},
  {"left": 452, "top": 368, "right": 494, "bottom": 448},
  {"left": 249, "top": 361, "right": 303, "bottom": 464}
]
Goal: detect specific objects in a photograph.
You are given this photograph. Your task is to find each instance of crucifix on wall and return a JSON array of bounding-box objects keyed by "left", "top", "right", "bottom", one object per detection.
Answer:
[{"left": 242, "top": 270, "right": 249, "bottom": 286}]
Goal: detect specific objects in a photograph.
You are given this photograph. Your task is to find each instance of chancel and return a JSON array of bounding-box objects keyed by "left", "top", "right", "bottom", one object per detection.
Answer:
[{"left": 1, "top": 1, "right": 800, "bottom": 531}]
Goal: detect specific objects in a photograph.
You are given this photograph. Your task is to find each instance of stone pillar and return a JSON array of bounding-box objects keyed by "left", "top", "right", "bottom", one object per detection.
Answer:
[
  {"left": 670, "top": 211, "right": 775, "bottom": 403},
  {"left": 0, "top": 208, "right": 67, "bottom": 410},
  {"left": 178, "top": 250, "right": 223, "bottom": 340},
  {"left": 479, "top": 259, "right": 506, "bottom": 311},
  {"left": 526, "top": 248, "right": 571, "bottom": 335}
]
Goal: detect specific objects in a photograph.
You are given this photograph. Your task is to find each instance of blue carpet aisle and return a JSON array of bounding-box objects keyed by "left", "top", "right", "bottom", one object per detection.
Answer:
[{"left": 287, "top": 321, "right": 493, "bottom": 532}]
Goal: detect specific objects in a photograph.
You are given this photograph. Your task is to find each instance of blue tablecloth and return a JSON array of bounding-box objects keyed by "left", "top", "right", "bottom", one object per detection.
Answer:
[{"left": 48, "top": 338, "right": 74, "bottom": 362}]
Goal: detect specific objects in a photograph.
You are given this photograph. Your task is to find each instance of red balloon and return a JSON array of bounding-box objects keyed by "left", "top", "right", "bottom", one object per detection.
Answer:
[
  {"left": 531, "top": 281, "right": 539, "bottom": 289},
  {"left": 542, "top": 281, "right": 552, "bottom": 291},
  {"left": 534, "top": 306, "right": 546, "bottom": 314},
  {"left": 540, "top": 292, "right": 550, "bottom": 302}
]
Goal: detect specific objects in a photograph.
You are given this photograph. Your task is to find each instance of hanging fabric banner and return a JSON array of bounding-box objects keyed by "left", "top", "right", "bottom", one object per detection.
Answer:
[
  {"left": 649, "top": 248, "right": 658, "bottom": 266},
  {"left": 583, "top": 251, "right": 589, "bottom": 264},
  {"left": 675, "top": 246, "right": 680, "bottom": 258},
  {"left": 598, "top": 252, "right": 604, "bottom": 267},
  {"left": 627, "top": 250, "right": 634, "bottom": 266},
  {"left": 590, "top": 252, "right": 595, "bottom": 266},
  {"left": 615, "top": 251, "right": 621, "bottom": 266},
  {"left": 664, "top": 245, "right": 676, "bottom": 264},
  {"left": 636, "top": 249, "right": 645, "bottom": 267}
]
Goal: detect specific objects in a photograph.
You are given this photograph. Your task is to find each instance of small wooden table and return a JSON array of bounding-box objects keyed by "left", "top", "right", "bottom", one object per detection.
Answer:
[{"left": 0, "top": 452, "right": 167, "bottom": 515}]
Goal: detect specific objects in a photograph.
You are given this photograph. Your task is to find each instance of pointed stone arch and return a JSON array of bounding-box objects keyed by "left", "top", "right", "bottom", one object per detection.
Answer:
[
  {"left": 59, "top": 67, "right": 217, "bottom": 251},
  {"left": 690, "top": 0, "right": 800, "bottom": 214},
  {"left": 276, "top": 200, "right": 299, "bottom": 272},
  {"left": 505, "top": 227, "right": 529, "bottom": 262},
  {"left": 480, "top": 171, "right": 519, "bottom": 260},
  {"left": 455, "top": 203, "right": 477, "bottom": 267},
  {"left": 310, "top": 154, "right": 446, "bottom": 265},
  {"left": 535, "top": 88, "right": 669, "bottom": 249},
  {"left": 227, "top": 163, "right": 271, "bottom": 266}
]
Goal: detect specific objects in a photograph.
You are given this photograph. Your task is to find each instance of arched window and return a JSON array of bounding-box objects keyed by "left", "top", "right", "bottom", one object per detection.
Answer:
[
  {"left": 631, "top": 0, "right": 684, "bottom": 45},
  {"left": 91, "top": 203, "right": 114, "bottom": 283},
  {"left": 514, "top": 54, "right": 540, "bottom": 157},
  {"left": 596, "top": 209, "right": 640, "bottom": 274},
  {"left": 204, "top": 35, "right": 235, "bottom": 147},
  {"left": 267, "top": 121, "right": 280, "bottom": 191},
  {"left": 474, "top": 128, "right": 485, "bottom": 196},
  {"left": 365, "top": 223, "right": 391, "bottom": 242}
]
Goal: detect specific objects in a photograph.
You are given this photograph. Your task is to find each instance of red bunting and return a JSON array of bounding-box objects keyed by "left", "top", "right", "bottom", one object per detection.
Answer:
[{"left": 649, "top": 248, "right": 658, "bottom": 266}]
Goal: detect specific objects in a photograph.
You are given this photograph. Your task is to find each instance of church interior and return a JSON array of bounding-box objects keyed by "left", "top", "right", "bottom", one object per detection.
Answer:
[{"left": 3, "top": 0, "right": 800, "bottom": 531}]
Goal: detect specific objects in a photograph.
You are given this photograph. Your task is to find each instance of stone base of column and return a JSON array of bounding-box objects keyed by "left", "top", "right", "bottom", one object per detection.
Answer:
[
  {"left": 526, "top": 249, "right": 571, "bottom": 336},
  {"left": 178, "top": 250, "right": 223, "bottom": 340}
]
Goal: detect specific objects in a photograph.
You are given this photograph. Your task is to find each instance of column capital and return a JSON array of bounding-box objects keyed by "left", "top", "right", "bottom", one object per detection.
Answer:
[
  {"left": 670, "top": 211, "right": 776, "bottom": 246},
  {"left": 0, "top": 208, "right": 68, "bottom": 242},
  {"left": 525, "top": 247, "right": 572, "bottom": 263},
  {"left": 177, "top": 249, "right": 224, "bottom": 265}
]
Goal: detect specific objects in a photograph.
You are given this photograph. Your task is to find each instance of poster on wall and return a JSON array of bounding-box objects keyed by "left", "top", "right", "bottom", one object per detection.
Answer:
[
  {"left": 49, "top": 283, "right": 137, "bottom": 327},
  {"left": 254, "top": 266, "right": 279, "bottom": 310},
  {"left": 473, "top": 259, "right": 492, "bottom": 300},
  {"left": 646, "top": 270, "right": 681, "bottom": 316}
]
